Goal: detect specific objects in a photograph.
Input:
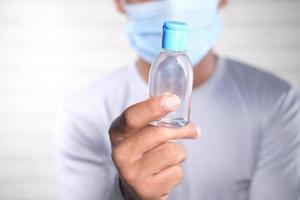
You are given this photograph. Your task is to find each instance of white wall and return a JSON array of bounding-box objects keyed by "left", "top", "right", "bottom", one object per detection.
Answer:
[{"left": 0, "top": 0, "right": 299, "bottom": 199}]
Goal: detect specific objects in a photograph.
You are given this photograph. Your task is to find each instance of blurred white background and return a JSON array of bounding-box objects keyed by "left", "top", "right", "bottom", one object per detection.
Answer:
[{"left": 0, "top": 0, "right": 299, "bottom": 199}]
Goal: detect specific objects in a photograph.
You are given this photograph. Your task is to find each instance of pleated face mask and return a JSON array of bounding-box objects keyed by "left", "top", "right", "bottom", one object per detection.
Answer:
[{"left": 123, "top": 0, "right": 222, "bottom": 66}]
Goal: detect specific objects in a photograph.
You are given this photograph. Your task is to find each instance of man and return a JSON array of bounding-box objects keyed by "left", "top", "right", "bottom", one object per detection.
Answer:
[{"left": 56, "top": 0, "right": 300, "bottom": 199}]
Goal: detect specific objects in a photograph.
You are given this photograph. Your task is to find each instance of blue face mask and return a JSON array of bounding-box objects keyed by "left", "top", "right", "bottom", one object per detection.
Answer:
[{"left": 123, "top": 0, "right": 223, "bottom": 66}]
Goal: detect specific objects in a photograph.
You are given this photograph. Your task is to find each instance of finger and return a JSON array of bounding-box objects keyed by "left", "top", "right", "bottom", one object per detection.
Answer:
[
  {"left": 141, "top": 142, "right": 187, "bottom": 176},
  {"left": 109, "top": 93, "right": 181, "bottom": 143},
  {"left": 123, "top": 122, "right": 200, "bottom": 155},
  {"left": 149, "top": 165, "right": 184, "bottom": 197}
]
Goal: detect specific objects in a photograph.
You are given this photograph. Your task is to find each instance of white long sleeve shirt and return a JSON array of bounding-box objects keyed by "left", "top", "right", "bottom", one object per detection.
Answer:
[{"left": 56, "top": 57, "right": 300, "bottom": 200}]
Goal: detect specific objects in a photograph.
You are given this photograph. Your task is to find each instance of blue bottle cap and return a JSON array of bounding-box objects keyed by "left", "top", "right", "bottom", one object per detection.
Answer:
[{"left": 162, "top": 21, "right": 188, "bottom": 52}]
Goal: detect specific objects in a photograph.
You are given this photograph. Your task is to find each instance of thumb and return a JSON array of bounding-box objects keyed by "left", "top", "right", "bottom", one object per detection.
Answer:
[{"left": 109, "top": 92, "right": 181, "bottom": 146}]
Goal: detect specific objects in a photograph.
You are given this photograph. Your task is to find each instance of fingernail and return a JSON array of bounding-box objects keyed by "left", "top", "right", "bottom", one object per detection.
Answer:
[
  {"left": 196, "top": 126, "right": 202, "bottom": 138},
  {"left": 161, "top": 94, "right": 181, "bottom": 110}
]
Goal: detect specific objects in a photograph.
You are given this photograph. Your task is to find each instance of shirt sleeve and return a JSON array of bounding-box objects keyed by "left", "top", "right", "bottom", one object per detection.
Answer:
[
  {"left": 55, "top": 109, "right": 124, "bottom": 200},
  {"left": 249, "top": 88, "right": 300, "bottom": 200}
]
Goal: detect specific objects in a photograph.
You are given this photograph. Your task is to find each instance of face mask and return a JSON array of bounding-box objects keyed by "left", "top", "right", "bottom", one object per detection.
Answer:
[{"left": 122, "top": 0, "right": 222, "bottom": 66}]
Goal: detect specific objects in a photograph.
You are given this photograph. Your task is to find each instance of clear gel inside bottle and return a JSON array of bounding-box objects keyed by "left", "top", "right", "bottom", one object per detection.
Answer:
[{"left": 148, "top": 21, "right": 193, "bottom": 128}]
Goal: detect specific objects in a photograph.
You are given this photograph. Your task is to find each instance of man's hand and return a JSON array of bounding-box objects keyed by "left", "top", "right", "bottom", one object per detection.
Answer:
[{"left": 109, "top": 93, "right": 200, "bottom": 200}]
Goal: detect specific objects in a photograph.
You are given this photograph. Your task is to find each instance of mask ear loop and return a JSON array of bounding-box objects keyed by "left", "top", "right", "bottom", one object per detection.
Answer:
[
  {"left": 120, "top": 0, "right": 126, "bottom": 6},
  {"left": 120, "top": 0, "right": 128, "bottom": 10},
  {"left": 122, "top": 0, "right": 167, "bottom": 6},
  {"left": 119, "top": 0, "right": 130, "bottom": 14}
]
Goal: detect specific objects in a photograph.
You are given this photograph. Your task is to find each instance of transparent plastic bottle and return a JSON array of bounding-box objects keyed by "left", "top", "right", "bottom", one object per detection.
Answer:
[{"left": 149, "top": 21, "right": 193, "bottom": 127}]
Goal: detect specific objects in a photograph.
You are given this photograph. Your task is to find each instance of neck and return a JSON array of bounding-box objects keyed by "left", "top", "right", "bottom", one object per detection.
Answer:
[{"left": 135, "top": 51, "right": 218, "bottom": 89}]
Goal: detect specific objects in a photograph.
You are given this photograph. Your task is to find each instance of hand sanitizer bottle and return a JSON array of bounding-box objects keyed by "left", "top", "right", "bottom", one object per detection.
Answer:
[{"left": 149, "top": 21, "right": 193, "bottom": 127}]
